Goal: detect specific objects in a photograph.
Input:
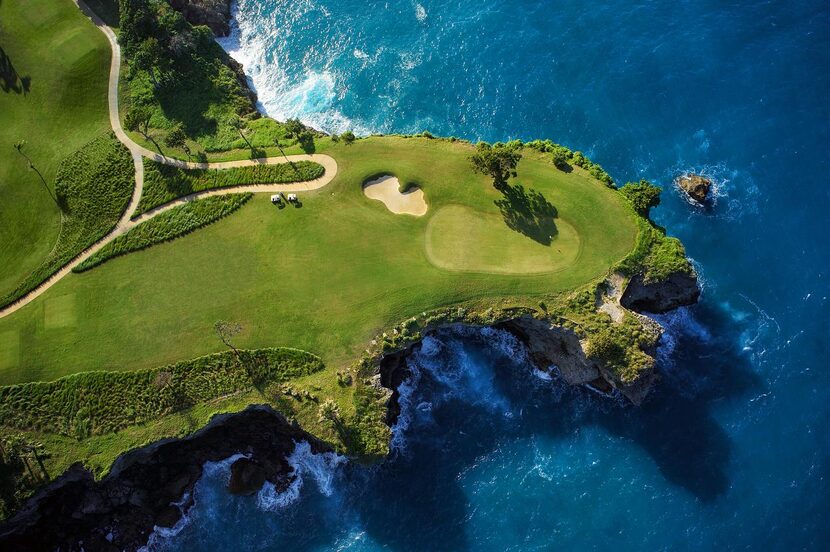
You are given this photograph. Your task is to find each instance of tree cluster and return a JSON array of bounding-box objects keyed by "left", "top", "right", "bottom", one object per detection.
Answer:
[{"left": 619, "top": 179, "right": 662, "bottom": 218}]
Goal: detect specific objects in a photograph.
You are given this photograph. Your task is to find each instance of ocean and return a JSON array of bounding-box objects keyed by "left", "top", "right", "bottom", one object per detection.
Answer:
[{"left": 148, "top": 0, "right": 830, "bottom": 549}]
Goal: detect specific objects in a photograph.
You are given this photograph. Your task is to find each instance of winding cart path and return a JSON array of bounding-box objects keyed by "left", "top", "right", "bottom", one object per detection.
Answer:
[{"left": 0, "top": 1, "right": 338, "bottom": 319}]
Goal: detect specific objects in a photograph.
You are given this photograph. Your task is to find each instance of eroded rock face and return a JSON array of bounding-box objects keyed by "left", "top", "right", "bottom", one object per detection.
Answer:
[
  {"left": 621, "top": 271, "right": 701, "bottom": 314},
  {"left": 676, "top": 173, "right": 712, "bottom": 204},
  {"left": 170, "top": 0, "right": 232, "bottom": 37},
  {"left": 498, "top": 317, "right": 600, "bottom": 384},
  {"left": 0, "top": 406, "right": 328, "bottom": 552}
]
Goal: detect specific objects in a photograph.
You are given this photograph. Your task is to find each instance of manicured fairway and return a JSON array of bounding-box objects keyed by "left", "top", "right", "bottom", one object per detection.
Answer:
[
  {"left": 0, "top": 0, "right": 110, "bottom": 296},
  {"left": 0, "top": 137, "right": 638, "bottom": 385}
]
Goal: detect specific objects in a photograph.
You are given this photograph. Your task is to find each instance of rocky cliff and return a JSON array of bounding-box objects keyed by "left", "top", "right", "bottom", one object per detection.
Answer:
[
  {"left": 170, "top": 0, "right": 232, "bottom": 37},
  {"left": 621, "top": 270, "right": 701, "bottom": 314},
  {"left": 0, "top": 406, "right": 329, "bottom": 552}
]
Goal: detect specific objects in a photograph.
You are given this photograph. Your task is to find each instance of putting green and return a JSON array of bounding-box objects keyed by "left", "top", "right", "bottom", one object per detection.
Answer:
[{"left": 425, "top": 205, "right": 581, "bottom": 274}]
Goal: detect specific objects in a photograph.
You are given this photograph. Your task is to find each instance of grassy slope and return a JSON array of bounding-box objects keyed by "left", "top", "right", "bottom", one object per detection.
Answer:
[
  {"left": 0, "top": 136, "right": 638, "bottom": 385},
  {"left": 0, "top": 0, "right": 111, "bottom": 297}
]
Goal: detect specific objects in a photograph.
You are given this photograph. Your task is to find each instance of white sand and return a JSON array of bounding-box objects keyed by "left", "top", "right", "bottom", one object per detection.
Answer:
[{"left": 363, "top": 175, "right": 427, "bottom": 216}]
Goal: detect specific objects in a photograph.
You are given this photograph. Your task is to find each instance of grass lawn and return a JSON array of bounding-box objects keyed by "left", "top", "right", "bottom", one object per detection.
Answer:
[
  {"left": 0, "top": 136, "right": 638, "bottom": 385},
  {"left": 425, "top": 204, "right": 581, "bottom": 274},
  {"left": 0, "top": 0, "right": 111, "bottom": 299}
]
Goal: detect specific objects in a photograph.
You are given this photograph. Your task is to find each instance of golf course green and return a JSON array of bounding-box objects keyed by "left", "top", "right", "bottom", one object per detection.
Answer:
[
  {"left": 0, "top": 0, "right": 696, "bottom": 515},
  {"left": 0, "top": 137, "right": 638, "bottom": 384}
]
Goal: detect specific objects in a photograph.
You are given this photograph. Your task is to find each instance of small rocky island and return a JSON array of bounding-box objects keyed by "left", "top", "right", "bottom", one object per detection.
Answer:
[{"left": 676, "top": 173, "right": 713, "bottom": 205}]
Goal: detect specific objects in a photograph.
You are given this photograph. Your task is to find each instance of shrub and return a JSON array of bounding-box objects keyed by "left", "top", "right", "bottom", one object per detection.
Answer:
[
  {"left": 136, "top": 160, "right": 324, "bottom": 214},
  {"left": 551, "top": 149, "right": 569, "bottom": 169},
  {"left": 586, "top": 327, "right": 626, "bottom": 368},
  {"left": 75, "top": 194, "right": 252, "bottom": 272},
  {"left": 0, "top": 348, "right": 324, "bottom": 438},
  {"left": 341, "top": 131, "right": 356, "bottom": 144},
  {"left": 619, "top": 179, "right": 662, "bottom": 218},
  {"left": 0, "top": 133, "right": 133, "bottom": 308}
]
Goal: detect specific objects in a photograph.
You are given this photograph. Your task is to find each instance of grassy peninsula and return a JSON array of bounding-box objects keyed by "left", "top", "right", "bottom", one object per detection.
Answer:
[{"left": 0, "top": 0, "right": 694, "bottom": 519}]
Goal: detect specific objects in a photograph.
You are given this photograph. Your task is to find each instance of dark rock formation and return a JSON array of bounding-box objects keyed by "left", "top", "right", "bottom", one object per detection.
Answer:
[
  {"left": 676, "top": 173, "right": 712, "bottom": 204},
  {"left": 170, "top": 0, "right": 232, "bottom": 37},
  {"left": 497, "top": 317, "right": 599, "bottom": 384},
  {"left": 0, "top": 406, "right": 329, "bottom": 552},
  {"left": 228, "top": 458, "right": 267, "bottom": 496},
  {"left": 621, "top": 270, "right": 701, "bottom": 314}
]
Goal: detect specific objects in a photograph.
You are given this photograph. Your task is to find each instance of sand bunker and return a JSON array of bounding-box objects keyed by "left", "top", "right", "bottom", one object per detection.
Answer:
[{"left": 363, "top": 175, "right": 427, "bottom": 216}]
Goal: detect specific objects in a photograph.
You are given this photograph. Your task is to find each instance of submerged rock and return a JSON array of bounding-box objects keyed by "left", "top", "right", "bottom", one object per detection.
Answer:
[{"left": 676, "top": 173, "right": 713, "bottom": 204}]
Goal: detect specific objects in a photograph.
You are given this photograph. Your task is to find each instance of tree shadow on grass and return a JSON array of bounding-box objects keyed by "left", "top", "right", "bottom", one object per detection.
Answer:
[
  {"left": 494, "top": 183, "right": 558, "bottom": 245},
  {"left": 156, "top": 164, "right": 195, "bottom": 196},
  {"left": 0, "top": 45, "right": 30, "bottom": 94}
]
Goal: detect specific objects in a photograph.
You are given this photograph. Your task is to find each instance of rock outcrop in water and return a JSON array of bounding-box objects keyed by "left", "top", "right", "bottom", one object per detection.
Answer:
[
  {"left": 0, "top": 406, "right": 329, "bottom": 552},
  {"left": 676, "top": 174, "right": 713, "bottom": 205}
]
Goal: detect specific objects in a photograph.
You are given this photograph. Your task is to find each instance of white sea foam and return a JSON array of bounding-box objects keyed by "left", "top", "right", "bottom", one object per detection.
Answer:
[
  {"left": 140, "top": 454, "right": 246, "bottom": 551},
  {"left": 256, "top": 441, "right": 346, "bottom": 511},
  {"left": 390, "top": 356, "right": 423, "bottom": 453},
  {"left": 216, "top": 0, "right": 374, "bottom": 136},
  {"left": 415, "top": 3, "right": 428, "bottom": 22}
]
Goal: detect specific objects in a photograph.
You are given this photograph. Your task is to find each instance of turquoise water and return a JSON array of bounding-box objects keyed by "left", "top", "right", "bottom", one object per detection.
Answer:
[{"left": 152, "top": 0, "right": 830, "bottom": 549}]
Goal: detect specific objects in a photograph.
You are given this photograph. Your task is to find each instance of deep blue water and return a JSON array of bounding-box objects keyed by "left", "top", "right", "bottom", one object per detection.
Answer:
[{"left": 151, "top": 0, "right": 830, "bottom": 549}]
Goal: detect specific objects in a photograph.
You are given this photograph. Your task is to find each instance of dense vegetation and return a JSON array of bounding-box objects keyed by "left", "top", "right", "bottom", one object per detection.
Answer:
[
  {"left": 619, "top": 180, "right": 662, "bottom": 217},
  {"left": 0, "top": 0, "right": 111, "bottom": 299},
  {"left": 117, "top": 0, "right": 300, "bottom": 156},
  {"left": 0, "top": 348, "right": 323, "bottom": 438},
  {"left": 136, "top": 160, "right": 324, "bottom": 214},
  {"left": 526, "top": 139, "right": 615, "bottom": 187},
  {"left": 76, "top": 194, "right": 252, "bottom": 272},
  {"left": 615, "top": 213, "right": 693, "bottom": 283},
  {"left": 0, "top": 133, "right": 133, "bottom": 308}
]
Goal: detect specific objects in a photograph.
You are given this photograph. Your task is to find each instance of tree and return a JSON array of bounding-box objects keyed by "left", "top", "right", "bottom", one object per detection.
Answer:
[
  {"left": 133, "top": 37, "right": 164, "bottom": 88},
  {"left": 318, "top": 399, "right": 346, "bottom": 438},
  {"left": 214, "top": 320, "right": 242, "bottom": 359},
  {"left": 297, "top": 130, "right": 315, "bottom": 153},
  {"left": 226, "top": 114, "right": 252, "bottom": 150},
  {"left": 125, "top": 105, "right": 152, "bottom": 139},
  {"left": 341, "top": 130, "right": 356, "bottom": 144},
  {"left": 619, "top": 179, "right": 662, "bottom": 218},
  {"left": 12, "top": 139, "right": 55, "bottom": 205},
  {"left": 164, "top": 124, "right": 190, "bottom": 158},
  {"left": 469, "top": 141, "right": 522, "bottom": 188},
  {"left": 284, "top": 118, "right": 304, "bottom": 139}
]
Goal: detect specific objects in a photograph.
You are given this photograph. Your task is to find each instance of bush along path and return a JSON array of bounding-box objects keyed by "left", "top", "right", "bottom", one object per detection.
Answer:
[{"left": 0, "top": 0, "right": 338, "bottom": 319}]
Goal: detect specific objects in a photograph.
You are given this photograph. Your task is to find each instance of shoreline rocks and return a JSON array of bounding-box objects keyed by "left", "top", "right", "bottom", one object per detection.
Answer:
[
  {"left": 0, "top": 266, "right": 700, "bottom": 549},
  {"left": 620, "top": 270, "right": 701, "bottom": 314},
  {"left": 676, "top": 173, "right": 713, "bottom": 205},
  {"left": 0, "top": 406, "right": 329, "bottom": 552}
]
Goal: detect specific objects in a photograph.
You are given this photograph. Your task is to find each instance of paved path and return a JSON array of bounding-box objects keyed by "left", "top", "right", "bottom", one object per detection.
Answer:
[{"left": 0, "top": 1, "right": 338, "bottom": 319}]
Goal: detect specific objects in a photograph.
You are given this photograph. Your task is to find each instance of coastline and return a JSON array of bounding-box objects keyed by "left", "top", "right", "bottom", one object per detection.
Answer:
[
  {"left": 0, "top": 265, "right": 699, "bottom": 550},
  {"left": 0, "top": 1, "right": 702, "bottom": 547}
]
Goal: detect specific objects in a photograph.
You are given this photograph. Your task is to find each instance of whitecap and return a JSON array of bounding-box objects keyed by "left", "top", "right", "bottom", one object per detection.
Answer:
[
  {"left": 256, "top": 441, "right": 346, "bottom": 511},
  {"left": 415, "top": 3, "right": 428, "bottom": 22}
]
